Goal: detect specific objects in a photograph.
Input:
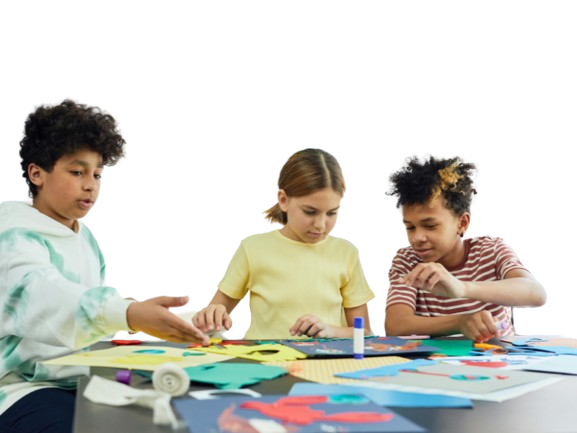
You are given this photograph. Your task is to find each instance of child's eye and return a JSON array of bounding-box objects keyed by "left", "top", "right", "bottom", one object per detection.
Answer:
[
  {"left": 70, "top": 170, "right": 83, "bottom": 176},
  {"left": 94, "top": 173, "right": 102, "bottom": 180},
  {"left": 327, "top": 211, "right": 338, "bottom": 216},
  {"left": 405, "top": 226, "right": 415, "bottom": 231},
  {"left": 304, "top": 210, "right": 316, "bottom": 216},
  {"left": 425, "top": 225, "right": 437, "bottom": 230}
]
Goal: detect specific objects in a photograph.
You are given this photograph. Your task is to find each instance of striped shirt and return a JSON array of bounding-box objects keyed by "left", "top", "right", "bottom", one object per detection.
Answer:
[{"left": 386, "top": 236, "right": 527, "bottom": 336}]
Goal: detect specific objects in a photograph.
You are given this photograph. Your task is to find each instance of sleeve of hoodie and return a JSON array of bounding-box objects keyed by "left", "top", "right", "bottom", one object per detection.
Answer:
[{"left": 0, "top": 228, "right": 134, "bottom": 350}]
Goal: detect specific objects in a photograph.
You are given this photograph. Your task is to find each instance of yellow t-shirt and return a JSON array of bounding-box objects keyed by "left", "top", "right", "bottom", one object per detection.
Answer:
[{"left": 219, "top": 230, "right": 374, "bottom": 339}]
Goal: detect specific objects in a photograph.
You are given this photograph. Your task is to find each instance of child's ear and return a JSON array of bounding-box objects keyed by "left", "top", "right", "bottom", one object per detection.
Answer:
[
  {"left": 278, "top": 189, "right": 289, "bottom": 212},
  {"left": 28, "top": 163, "right": 45, "bottom": 187},
  {"left": 458, "top": 212, "right": 471, "bottom": 234}
]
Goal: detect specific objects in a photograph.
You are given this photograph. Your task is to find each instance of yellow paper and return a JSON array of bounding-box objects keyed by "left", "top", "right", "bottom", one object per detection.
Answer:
[
  {"left": 265, "top": 356, "right": 410, "bottom": 384},
  {"left": 195, "top": 343, "right": 308, "bottom": 362},
  {"left": 42, "top": 346, "right": 233, "bottom": 370}
]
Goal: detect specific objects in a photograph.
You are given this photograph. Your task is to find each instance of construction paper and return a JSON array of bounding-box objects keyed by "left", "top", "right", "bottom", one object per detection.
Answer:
[
  {"left": 502, "top": 336, "right": 577, "bottom": 349},
  {"left": 173, "top": 394, "right": 426, "bottom": 433},
  {"left": 194, "top": 343, "right": 307, "bottom": 361},
  {"left": 264, "top": 356, "right": 410, "bottom": 385},
  {"left": 521, "top": 346, "right": 577, "bottom": 355},
  {"left": 42, "top": 345, "right": 232, "bottom": 370},
  {"left": 439, "top": 354, "right": 553, "bottom": 370},
  {"left": 289, "top": 382, "right": 473, "bottom": 408},
  {"left": 337, "top": 362, "right": 562, "bottom": 401},
  {"left": 524, "top": 355, "right": 577, "bottom": 375},
  {"left": 336, "top": 360, "right": 437, "bottom": 379},
  {"left": 337, "top": 362, "right": 551, "bottom": 394},
  {"left": 422, "top": 339, "right": 473, "bottom": 356},
  {"left": 181, "top": 363, "right": 287, "bottom": 389},
  {"left": 139, "top": 362, "right": 288, "bottom": 389},
  {"left": 280, "top": 336, "right": 440, "bottom": 357},
  {"left": 188, "top": 389, "right": 262, "bottom": 400}
]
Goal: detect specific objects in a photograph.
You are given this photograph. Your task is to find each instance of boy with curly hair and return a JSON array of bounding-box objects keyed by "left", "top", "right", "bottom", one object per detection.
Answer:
[
  {"left": 0, "top": 100, "right": 208, "bottom": 433},
  {"left": 385, "top": 156, "right": 546, "bottom": 342}
]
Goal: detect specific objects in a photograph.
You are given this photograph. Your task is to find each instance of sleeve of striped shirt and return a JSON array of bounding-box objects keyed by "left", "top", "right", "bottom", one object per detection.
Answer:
[
  {"left": 493, "top": 237, "right": 528, "bottom": 279},
  {"left": 386, "top": 249, "right": 418, "bottom": 311}
]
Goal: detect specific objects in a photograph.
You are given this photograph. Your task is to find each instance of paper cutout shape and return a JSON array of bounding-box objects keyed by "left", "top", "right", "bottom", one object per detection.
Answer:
[
  {"left": 265, "top": 356, "right": 410, "bottom": 385},
  {"left": 289, "top": 382, "right": 473, "bottom": 408},
  {"left": 502, "top": 336, "right": 577, "bottom": 348},
  {"left": 181, "top": 363, "right": 287, "bottom": 389},
  {"left": 139, "top": 362, "right": 288, "bottom": 389},
  {"left": 336, "top": 359, "right": 437, "bottom": 379},
  {"left": 500, "top": 336, "right": 577, "bottom": 355},
  {"left": 42, "top": 345, "right": 232, "bottom": 370},
  {"left": 336, "top": 363, "right": 553, "bottom": 394},
  {"left": 280, "top": 336, "right": 439, "bottom": 357},
  {"left": 188, "top": 389, "right": 262, "bottom": 400},
  {"left": 173, "top": 395, "right": 426, "bottom": 433},
  {"left": 194, "top": 343, "right": 308, "bottom": 362},
  {"left": 439, "top": 354, "right": 553, "bottom": 370}
]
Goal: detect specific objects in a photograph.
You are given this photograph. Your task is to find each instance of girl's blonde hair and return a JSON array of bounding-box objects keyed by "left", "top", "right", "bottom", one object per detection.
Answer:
[{"left": 265, "top": 148, "right": 345, "bottom": 224}]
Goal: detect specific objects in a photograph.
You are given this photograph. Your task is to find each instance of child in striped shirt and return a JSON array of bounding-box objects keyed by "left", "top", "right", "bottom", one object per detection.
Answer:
[{"left": 385, "top": 156, "right": 546, "bottom": 341}]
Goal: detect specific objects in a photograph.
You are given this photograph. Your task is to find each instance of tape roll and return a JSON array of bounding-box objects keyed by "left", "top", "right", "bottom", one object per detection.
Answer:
[
  {"left": 152, "top": 363, "right": 190, "bottom": 397},
  {"left": 115, "top": 369, "right": 132, "bottom": 385}
]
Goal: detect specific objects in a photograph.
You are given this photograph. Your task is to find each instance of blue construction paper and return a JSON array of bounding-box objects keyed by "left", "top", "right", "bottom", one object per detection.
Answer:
[
  {"left": 281, "top": 336, "right": 440, "bottom": 357},
  {"left": 335, "top": 359, "right": 437, "bottom": 379},
  {"left": 523, "top": 346, "right": 577, "bottom": 356},
  {"left": 289, "top": 382, "right": 473, "bottom": 408},
  {"left": 173, "top": 394, "right": 426, "bottom": 433},
  {"left": 524, "top": 355, "right": 577, "bottom": 375}
]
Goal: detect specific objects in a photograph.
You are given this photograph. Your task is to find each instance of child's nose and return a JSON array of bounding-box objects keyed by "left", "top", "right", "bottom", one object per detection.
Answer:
[
  {"left": 313, "top": 215, "right": 326, "bottom": 230},
  {"left": 83, "top": 178, "right": 97, "bottom": 191},
  {"left": 412, "top": 228, "right": 427, "bottom": 243}
]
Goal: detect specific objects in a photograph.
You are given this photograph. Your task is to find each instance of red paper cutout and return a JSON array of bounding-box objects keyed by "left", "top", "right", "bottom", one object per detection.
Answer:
[{"left": 240, "top": 395, "right": 393, "bottom": 425}]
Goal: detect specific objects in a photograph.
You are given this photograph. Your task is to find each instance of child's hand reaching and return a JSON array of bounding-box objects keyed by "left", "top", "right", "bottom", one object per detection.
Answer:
[
  {"left": 400, "top": 263, "right": 468, "bottom": 298},
  {"left": 289, "top": 314, "right": 336, "bottom": 338},
  {"left": 458, "top": 310, "right": 499, "bottom": 342},
  {"left": 126, "top": 296, "right": 209, "bottom": 345},
  {"left": 192, "top": 304, "right": 233, "bottom": 334}
]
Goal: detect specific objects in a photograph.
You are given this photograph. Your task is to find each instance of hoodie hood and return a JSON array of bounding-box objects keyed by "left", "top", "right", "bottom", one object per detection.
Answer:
[{"left": 0, "top": 201, "right": 79, "bottom": 238}]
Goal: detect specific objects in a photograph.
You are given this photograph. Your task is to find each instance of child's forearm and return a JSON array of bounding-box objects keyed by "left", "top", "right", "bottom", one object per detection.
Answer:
[
  {"left": 463, "top": 277, "right": 546, "bottom": 307},
  {"left": 385, "top": 312, "right": 463, "bottom": 337},
  {"left": 329, "top": 325, "right": 373, "bottom": 338}
]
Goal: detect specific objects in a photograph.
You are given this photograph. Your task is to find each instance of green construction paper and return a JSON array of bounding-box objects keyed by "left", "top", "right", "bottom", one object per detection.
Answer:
[
  {"left": 183, "top": 363, "right": 287, "bottom": 389},
  {"left": 415, "top": 339, "right": 473, "bottom": 356}
]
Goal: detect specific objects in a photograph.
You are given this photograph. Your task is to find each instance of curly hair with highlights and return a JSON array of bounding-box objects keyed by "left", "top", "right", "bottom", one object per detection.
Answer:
[
  {"left": 19, "top": 99, "right": 126, "bottom": 197},
  {"left": 388, "top": 156, "right": 477, "bottom": 215}
]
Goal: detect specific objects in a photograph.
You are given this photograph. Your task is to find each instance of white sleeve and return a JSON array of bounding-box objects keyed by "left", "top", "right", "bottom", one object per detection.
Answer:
[{"left": 0, "top": 229, "right": 133, "bottom": 350}]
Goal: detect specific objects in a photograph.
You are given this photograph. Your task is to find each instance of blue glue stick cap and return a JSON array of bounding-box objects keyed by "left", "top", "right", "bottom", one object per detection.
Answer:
[{"left": 354, "top": 317, "right": 364, "bottom": 328}]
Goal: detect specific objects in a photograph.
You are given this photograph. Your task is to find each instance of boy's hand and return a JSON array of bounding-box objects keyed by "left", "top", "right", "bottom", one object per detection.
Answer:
[
  {"left": 192, "top": 304, "right": 232, "bottom": 333},
  {"left": 127, "top": 296, "right": 209, "bottom": 345},
  {"left": 400, "top": 263, "right": 468, "bottom": 298},
  {"left": 290, "top": 314, "right": 335, "bottom": 338},
  {"left": 458, "top": 311, "right": 499, "bottom": 342}
]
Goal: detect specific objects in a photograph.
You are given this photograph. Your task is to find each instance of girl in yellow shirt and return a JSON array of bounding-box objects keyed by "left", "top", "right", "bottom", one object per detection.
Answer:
[{"left": 193, "top": 149, "right": 374, "bottom": 339}]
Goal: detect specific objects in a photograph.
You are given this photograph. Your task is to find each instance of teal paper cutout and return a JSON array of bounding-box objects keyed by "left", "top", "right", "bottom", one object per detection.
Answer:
[{"left": 183, "top": 363, "right": 287, "bottom": 389}]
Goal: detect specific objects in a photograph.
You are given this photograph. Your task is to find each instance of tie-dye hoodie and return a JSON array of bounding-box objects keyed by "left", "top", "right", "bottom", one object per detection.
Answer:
[{"left": 0, "top": 201, "right": 133, "bottom": 414}]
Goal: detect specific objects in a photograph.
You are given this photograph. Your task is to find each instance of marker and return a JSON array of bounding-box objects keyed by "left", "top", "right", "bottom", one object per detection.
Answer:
[
  {"left": 353, "top": 317, "right": 364, "bottom": 359},
  {"left": 495, "top": 320, "right": 507, "bottom": 330}
]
